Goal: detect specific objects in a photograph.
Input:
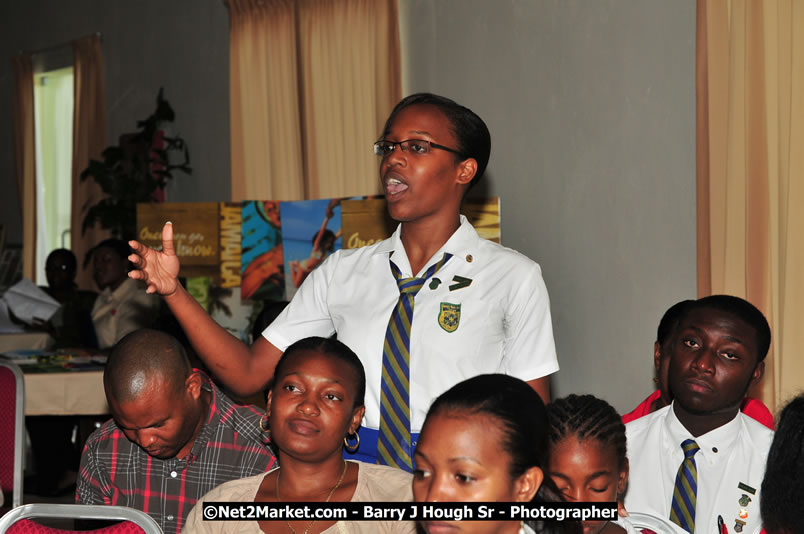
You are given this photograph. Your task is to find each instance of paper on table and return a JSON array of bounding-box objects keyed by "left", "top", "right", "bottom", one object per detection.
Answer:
[
  {"left": 3, "top": 278, "right": 61, "bottom": 324},
  {"left": 0, "top": 299, "right": 26, "bottom": 333}
]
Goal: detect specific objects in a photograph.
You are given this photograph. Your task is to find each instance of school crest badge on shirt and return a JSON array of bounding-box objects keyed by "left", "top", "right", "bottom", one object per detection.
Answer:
[
  {"left": 438, "top": 302, "right": 461, "bottom": 332},
  {"left": 732, "top": 481, "right": 757, "bottom": 532}
]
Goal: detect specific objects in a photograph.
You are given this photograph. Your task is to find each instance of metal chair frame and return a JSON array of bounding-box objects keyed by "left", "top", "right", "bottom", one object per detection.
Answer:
[
  {"left": 0, "top": 360, "right": 24, "bottom": 508},
  {"left": 0, "top": 504, "right": 163, "bottom": 534}
]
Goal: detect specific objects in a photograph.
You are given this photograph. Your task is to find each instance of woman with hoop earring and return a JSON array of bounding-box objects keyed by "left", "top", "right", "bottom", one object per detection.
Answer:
[{"left": 183, "top": 337, "right": 415, "bottom": 534}]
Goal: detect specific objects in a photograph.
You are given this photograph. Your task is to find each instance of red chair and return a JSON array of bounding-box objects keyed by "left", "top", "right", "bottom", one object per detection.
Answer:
[
  {"left": 0, "top": 361, "right": 24, "bottom": 509},
  {"left": 0, "top": 504, "right": 162, "bottom": 534}
]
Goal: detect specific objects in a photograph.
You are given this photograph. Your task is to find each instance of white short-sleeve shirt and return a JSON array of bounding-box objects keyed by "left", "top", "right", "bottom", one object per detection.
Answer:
[
  {"left": 264, "top": 216, "right": 559, "bottom": 432},
  {"left": 91, "top": 278, "right": 161, "bottom": 349},
  {"left": 625, "top": 403, "right": 774, "bottom": 534}
]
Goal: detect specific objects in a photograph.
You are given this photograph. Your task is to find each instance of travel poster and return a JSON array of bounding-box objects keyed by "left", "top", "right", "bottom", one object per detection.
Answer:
[
  {"left": 279, "top": 198, "right": 344, "bottom": 300},
  {"left": 240, "top": 201, "right": 284, "bottom": 301}
]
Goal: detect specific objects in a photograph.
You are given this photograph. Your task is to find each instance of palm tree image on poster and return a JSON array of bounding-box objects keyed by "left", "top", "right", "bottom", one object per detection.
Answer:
[{"left": 280, "top": 198, "right": 343, "bottom": 300}]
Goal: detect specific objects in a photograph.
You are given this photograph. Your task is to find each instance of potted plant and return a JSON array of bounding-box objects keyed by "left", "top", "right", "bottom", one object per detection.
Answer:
[{"left": 80, "top": 88, "right": 192, "bottom": 240}]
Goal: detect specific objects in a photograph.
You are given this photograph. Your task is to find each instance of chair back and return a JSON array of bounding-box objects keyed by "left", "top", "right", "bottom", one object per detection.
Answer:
[
  {"left": 0, "top": 504, "right": 162, "bottom": 534},
  {"left": 0, "top": 361, "right": 24, "bottom": 508},
  {"left": 5, "top": 518, "right": 146, "bottom": 534}
]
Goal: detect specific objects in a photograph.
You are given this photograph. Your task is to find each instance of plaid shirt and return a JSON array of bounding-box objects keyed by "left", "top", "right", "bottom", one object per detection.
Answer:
[{"left": 77, "top": 374, "right": 276, "bottom": 534}]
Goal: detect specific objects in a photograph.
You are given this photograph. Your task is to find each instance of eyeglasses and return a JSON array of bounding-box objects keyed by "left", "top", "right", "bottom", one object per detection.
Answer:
[{"left": 373, "top": 139, "right": 462, "bottom": 158}]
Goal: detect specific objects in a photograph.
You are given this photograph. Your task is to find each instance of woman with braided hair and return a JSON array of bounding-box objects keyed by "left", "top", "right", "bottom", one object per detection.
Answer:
[{"left": 547, "top": 395, "right": 638, "bottom": 534}]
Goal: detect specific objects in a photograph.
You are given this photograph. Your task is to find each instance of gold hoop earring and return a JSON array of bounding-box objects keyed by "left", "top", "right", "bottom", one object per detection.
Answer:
[
  {"left": 344, "top": 432, "right": 360, "bottom": 453},
  {"left": 259, "top": 414, "right": 270, "bottom": 433}
]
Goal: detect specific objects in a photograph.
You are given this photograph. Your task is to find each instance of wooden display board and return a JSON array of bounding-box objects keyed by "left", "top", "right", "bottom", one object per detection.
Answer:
[
  {"left": 341, "top": 196, "right": 500, "bottom": 249},
  {"left": 136, "top": 203, "right": 221, "bottom": 280}
]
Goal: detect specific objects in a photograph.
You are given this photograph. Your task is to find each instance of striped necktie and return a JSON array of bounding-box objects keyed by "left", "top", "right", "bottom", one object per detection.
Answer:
[
  {"left": 377, "top": 253, "right": 452, "bottom": 471},
  {"left": 670, "top": 439, "right": 700, "bottom": 533}
]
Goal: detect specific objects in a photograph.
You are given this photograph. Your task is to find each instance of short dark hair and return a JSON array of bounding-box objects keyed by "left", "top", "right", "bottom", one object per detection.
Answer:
[
  {"left": 428, "top": 375, "right": 547, "bottom": 479},
  {"left": 104, "top": 329, "right": 192, "bottom": 403},
  {"left": 46, "top": 248, "right": 77, "bottom": 274},
  {"left": 313, "top": 229, "right": 336, "bottom": 251},
  {"left": 273, "top": 337, "right": 366, "bottom": 409},
  {"left": 93, "top": 238, "right": 132, "bottom": 261},
  {"left": 547, "top": 394, "right": 627, "bottom": 471},
  {"left": 382, "top": 93, "right": 491, "bottom": 188},
  {"left": 657, "top": 300, "right": 694, "bottom": 347},
  {"left": 682, "top": 295, "right": 771, "bottom": 362},
  {"left": 760, "top": 394, "right": 804, "bottom": 533}
]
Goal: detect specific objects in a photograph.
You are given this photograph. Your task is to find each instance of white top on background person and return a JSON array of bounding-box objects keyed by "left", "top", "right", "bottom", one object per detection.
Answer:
[{"left": 91, "top": 239, "right": 159, "bottom": 349}]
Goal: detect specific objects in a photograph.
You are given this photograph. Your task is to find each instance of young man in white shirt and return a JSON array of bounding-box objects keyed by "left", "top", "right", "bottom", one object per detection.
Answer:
[{"left": 624, "top": 295, "right": 774, "bottom": 534}]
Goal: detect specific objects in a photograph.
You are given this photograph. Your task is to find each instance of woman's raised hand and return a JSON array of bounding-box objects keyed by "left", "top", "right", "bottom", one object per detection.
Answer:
[{"left": 128, "top": 221, "right": 181, "bottom": 296}]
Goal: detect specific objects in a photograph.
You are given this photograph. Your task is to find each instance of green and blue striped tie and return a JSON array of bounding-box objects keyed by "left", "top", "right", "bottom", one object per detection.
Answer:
[
  {"left": 377, "top": 253, "right": 452, "bottom": 471},
  {"left": 670, "top": 439, "right": 700, "bottom": 533}
]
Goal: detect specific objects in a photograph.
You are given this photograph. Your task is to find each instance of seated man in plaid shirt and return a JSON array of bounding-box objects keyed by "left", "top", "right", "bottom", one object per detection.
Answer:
[{"left": 77, "top": 329, "right": 276, "bottom": 534}]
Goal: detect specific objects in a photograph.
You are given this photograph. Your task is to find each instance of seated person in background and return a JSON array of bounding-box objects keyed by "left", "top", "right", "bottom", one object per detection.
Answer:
[
  {"left": 26, "top": 248, "right": 98, "bottom": 496},
  {"left": 547, "top": 394, "right": 637, "bottom": 534},
  {"left": 623, "top": 299, "right": 774, "bottom": 429},
  {"left": 77, "top": 330, "right": 276, "bottom": 534},
  {"left": 90, "top": 239, "right": 160, "bottom": 349},
  {"left": 760, "top": 394, "right": 804, "bottom": 534},
  {"left": 37, "top": 248, "right": 98, "bottom": 348},
  {"left": 413, "top": 374, "right": 580, "bottom": 534},
  {"left": 624, "top": 295, "right": 774, "bottom": 534},
  {"left": 183, "top": 337, "right": 415, "bottom": 534}
]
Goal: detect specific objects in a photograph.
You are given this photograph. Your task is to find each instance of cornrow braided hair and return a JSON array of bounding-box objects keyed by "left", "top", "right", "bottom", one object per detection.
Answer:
[{"left": 547, "top": 394, "right": 627, "bottom": 470}]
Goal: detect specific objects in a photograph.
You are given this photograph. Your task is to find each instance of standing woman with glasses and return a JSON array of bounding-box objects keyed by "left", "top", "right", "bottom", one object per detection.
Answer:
[{"left": 128, "top": 93, "right": 559, "bottom": 468}]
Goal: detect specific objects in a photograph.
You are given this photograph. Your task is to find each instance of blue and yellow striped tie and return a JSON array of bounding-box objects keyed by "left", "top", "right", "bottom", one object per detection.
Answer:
[
  {"left": 377, "top": 253, "right": 452, "bottom": 471},
  {"left": 670, "top": 439, "right": 700, "bottom": 533}
]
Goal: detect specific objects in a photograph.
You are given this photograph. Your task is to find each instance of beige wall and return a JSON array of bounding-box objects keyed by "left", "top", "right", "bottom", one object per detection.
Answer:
[
  {"left": 400, "top": 0, "right": 697, "bottom": 412},
  {"left": 1, "top": 0, "right": 697, "bottom": 411}
]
